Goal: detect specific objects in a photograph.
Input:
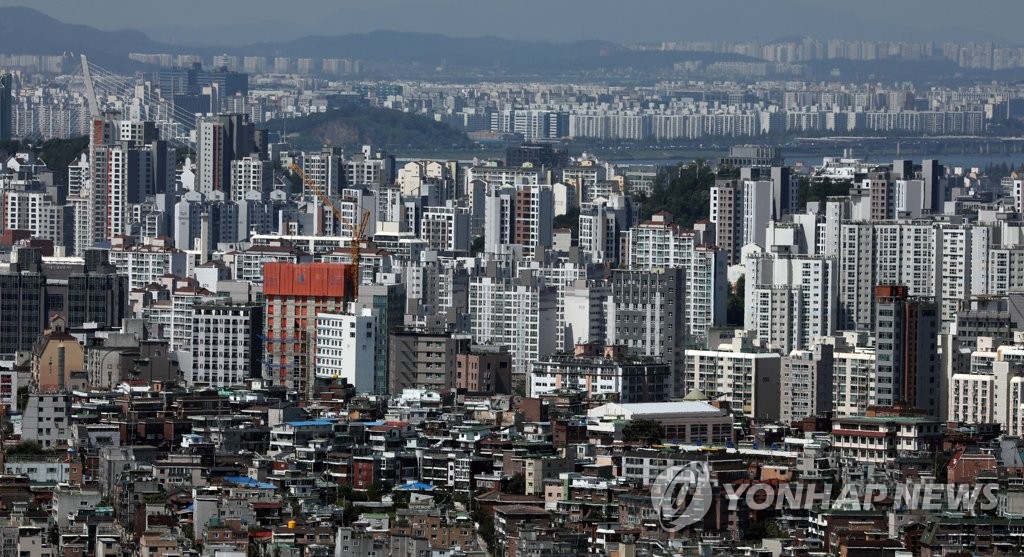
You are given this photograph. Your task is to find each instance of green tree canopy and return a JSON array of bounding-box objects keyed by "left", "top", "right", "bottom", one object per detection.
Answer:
[
  {"left": 622, "top": 419, "right": 665, "bottom": 444},
  {"left": 641, "top": 161, "right": 715, "bottom": 227},
  {"left": 505, "top": 472, "right": 526, "bottom": 495},
  {"left": 798, "top": 177, "right": 853, "bottom": 206},
  {"left": 726, "top": 275, "right": 745, "bottom": 327},
  {"left": 553, "top": 206, "right": 580, "bottom": 237}
]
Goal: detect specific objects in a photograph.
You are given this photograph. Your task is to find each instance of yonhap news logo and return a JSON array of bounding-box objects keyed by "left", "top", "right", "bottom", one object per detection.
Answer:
[
  {"left": 650, "top": 463, "right": 1003, "bottom": 533},
  {"left": 650, "top": 462, "right": 714, "bottom": 532}
]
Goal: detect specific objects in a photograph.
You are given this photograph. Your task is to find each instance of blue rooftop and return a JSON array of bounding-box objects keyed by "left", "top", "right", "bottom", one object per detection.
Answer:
[
  {"left": 395, "top": 482, "right": 435, "bottom": 491},
  {"left": 286, "top": 419, "right": 335, "bottom": 427},
  {"left": 223, "top": 476, "right": 276, "bottom": 489}
]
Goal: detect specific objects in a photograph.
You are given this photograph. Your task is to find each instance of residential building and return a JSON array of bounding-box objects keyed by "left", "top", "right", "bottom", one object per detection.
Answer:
[
  {"left": 388, "top": 327, "right": 469, "bottom": 393},
  {"left": 455, "top": 346, "right": 513, "bottom": 394},
  {"left": 780, "top": 344, "right": 834, "bottom": 424},
  {"left": 607, "top": 268, "right": 686, "bottom": 394},
  {"left": 530, "top": 343, "right": 670, "bottom": 402},
  {"left": 187, "top": 302, "right": 262, "bottom": 388},
  {"left": 874, "top": 285, "right": 940, "bottom": 417},
  {"left": 315, "top": 308, "right": 376, "bottom": 392},
  {"left": 683, "top": 333, "right": 781, "bottom": 419},
  {"left": 263, "top": 262, "right": 353, "bottom": 397},
  {"left": 468, "top": 274, "right": 557, "bottom": 377}
]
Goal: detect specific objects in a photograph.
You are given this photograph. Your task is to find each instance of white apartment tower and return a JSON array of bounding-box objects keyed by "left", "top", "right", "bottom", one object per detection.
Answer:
[
  {"left": 468, "top": 274, "right": 557, "bottom": 377},
  {"left": 230, "top": 155, "right": 273, "bottom": 202},
  {"left": 745, "top": 248, "right": 838, "bottom": 354},
  {"left": 315, "top": 308, "right": 377, "bottom": 393}
]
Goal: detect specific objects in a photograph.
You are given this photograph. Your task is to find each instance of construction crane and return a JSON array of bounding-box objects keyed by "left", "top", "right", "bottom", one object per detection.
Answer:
[{"left": 290, "top": 163, "right": 370, "bottom": 299}]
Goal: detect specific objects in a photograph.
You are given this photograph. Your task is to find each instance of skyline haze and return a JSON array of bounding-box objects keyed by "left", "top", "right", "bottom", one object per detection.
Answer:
[{"left": 0, "top": 0, "right": 1018, "bottom": 47}]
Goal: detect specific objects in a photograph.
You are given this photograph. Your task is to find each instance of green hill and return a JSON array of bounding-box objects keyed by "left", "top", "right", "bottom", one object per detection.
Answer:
[{"left": 266, "top": 105, "right": 476, "bottom": 152}]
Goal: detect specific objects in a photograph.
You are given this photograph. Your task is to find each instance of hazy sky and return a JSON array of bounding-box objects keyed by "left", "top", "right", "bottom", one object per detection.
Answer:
[{"left": 3, "top": 0, "right": 1020, "bottom": 46}]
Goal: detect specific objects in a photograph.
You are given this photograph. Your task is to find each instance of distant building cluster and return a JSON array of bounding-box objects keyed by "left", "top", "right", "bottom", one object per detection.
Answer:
[
  {"left": 655, "top": 37, "right": 1024, "bottom": 70},
  {"left": 0, "top": 103, "right": 1020, "bottom": 555},
  {"left": 2, "top": 33, "right": 1024, "bottom": 553},
  {"left": 128, "top": 53, "right": 362, "bottom": 77}
]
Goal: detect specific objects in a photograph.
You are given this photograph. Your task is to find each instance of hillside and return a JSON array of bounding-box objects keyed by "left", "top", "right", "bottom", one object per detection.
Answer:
[
  {"left": 0, "top": 7, "right": 755, "bottom": 75},
  {"left": 265, "top": 105, "right": 476, "bottom": 152},
  {"left": 0, "top": 7, "right": 160, "bottom": 70}
]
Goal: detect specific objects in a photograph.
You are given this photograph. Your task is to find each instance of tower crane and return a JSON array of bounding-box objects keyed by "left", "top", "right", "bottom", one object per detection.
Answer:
[{"left": 290, "top": 163, "right": 370, "bottom": 299}]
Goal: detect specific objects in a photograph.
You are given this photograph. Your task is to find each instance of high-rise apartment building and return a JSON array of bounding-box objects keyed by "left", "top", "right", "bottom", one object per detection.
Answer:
[
  {"left": 229, "top": 155, "right": 272, "bottom": 202},
  {"left": 303, "top": 147, "right": 343, "bottom": 197},
  {"left": 0, "top": 73, "right": 11, "bottom": 141},
  {"left": 607, "top": 268, "right": 686, "bottom": 395},
  {"left": 262, "top": 262, "right": 354, "bottom": 397},
  {"left": 315, "top": 308, "right": 376, "bottom": 392},
  {"left": 745, "top": 250, "right": 838, "bottom": 354},
  {"left": 483, "top": 183, "right": 553, "bottom": 257},
  {"left": 198, "top": 113, "right": 256, "bottom": 195},
  {"left": 345, "top": 145, "right": 394, "bottom": 188},
  {"left": 187, "top": 302, "right": 263, "bottom": 387},
  {"left": 85, "top": 116, "right": 172, "bottom": 248},
  {"left": 420, "top": 204, "right": 470, "bottom": 252},
  {"left": 683, "top": 333, "right": 781, "bottom": 419},
  {"left": 626, "top": 212, "right": 726, "bottom": 341},
  {"left": 780, "top": 344, "right": 834, "bottom": 424},
  {"left": 468, "top": 274, "right": 557, "bottom": 378},
  {"left": 577, "top": 194, "right": 634, "bottom": 265},
  {"left": 874, "top": 285, "right": 940, "bottom": 417},
  {"left": 837, "top": 219, "right": 989, "bottom": 330},
  {"left": 710, "top": 167, "right": 796, "bottom": 264}
]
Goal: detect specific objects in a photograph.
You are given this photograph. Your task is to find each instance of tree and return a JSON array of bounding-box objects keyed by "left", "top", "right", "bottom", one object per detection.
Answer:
[
  {"left": 622, "top": 419, "right": 665, "bottom": 444},
  {"left": 6, "top": 440, "right": 51, "bottom": 456},
  {"left": 744, "top": 518, "right": 785, "bottom": 540},
  {"left": 0, "top": 136, "right": 89, "bottom": 187},
  {"left": 367, "top": 480, "right": 393, "bottom": 501},
  {"left": 798, "top": 177, "right": 853, "bottom": 206},
  {"left": 472, "top": 506, "right": 497, "bottom": 554},
  {"left": 470, "top": 236, "right": 485, "bottom": 256},
  {"left": 553, "top": 206, "right": 580, "bottom": 237},
  {"left": 726, "top": 276, "right": 745, "bottom": 326},
  {"left": 641, "top": 160, "right": 715, "bottom": 227},
  {"left": 506, "top": 473, "right": 526, "bottom": 495}
]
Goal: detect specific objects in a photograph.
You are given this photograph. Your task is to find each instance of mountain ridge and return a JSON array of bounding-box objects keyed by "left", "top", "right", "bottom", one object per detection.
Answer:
[{"left": 0, "top": 7, "right": 754, "bottom": 73}]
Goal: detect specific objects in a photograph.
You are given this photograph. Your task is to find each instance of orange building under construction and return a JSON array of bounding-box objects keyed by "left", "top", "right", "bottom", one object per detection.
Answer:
[{"left": 263, "top": 262, "right": 354, "bottom": 397}]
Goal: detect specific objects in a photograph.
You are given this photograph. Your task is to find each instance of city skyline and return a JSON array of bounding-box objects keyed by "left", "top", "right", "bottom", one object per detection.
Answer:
[{"left": 1, "top": 0, "right": 1021, "bottom": 46}]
